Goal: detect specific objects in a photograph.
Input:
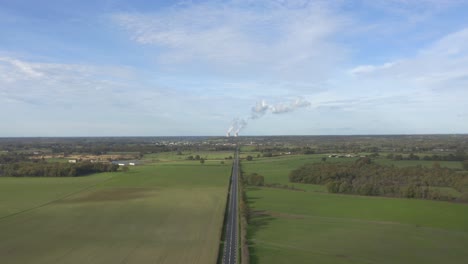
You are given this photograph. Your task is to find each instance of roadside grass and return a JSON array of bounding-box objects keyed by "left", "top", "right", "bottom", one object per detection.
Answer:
[
  {"left": 242, "top": 154, "right": 468, "bottom": 264},
  {"left": 0, "top": 160, "right": 231, "bottom": 264}
]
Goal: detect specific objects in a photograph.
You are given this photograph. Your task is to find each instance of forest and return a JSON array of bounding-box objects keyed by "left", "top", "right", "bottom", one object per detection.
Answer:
[
  {"left": 289, "top": 157, "right": 468, "bottom": 202},
  {"left": 0, "top": 161, "right": 119, "bottom": 177}
]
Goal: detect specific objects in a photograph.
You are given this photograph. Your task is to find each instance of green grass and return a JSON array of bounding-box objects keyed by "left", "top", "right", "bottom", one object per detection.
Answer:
[
  {"left": 0, "top": 160, "right": 232, "bottom": 264},
  {"left": 242, "top": 154, "right": 468, "bottom": 264},
  {"left": 239, "top": 145, "right": 257, "bottom": 152},
  {"left": 143, "top": 151, "right": 235, "bottom": 162},
  {"left": 0, "top": 174, "right": 114, "bottom": 218}
]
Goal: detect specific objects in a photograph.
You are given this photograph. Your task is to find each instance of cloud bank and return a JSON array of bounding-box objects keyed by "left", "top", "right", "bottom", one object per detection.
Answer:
[{"left": 112, "top": 0, "right": 347, "bottom": 81}]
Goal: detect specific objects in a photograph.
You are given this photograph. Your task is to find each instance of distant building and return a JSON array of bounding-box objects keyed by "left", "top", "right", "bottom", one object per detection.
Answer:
[
  {"left": 68, "top": 159, "right": 77, "bottom": 163},
  {"left": 112, "top": 160, "right": 140, "bottom": 166}
]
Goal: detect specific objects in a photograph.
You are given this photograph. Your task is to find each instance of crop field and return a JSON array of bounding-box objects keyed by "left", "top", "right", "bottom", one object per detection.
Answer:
[
  {"left": 242, "top": 154, "right": 468, "bottom": 264},
  {"left": 0, "top": 159, "right": 231, "bottom": 264},
  {"left": 143, "top": 151, "right": 235, "bottom": 162}
]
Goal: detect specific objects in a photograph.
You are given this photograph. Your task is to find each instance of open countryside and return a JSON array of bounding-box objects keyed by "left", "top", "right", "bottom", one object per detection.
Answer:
[
  {"left": 1, "top": 135, "right": 468, "bottom": 264},
  {"left": 2, "top": 0, "right": 468, "bottom": 263}
]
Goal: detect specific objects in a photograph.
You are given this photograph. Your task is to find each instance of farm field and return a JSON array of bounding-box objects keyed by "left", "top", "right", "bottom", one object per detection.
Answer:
[
  {"left": 242, "top": 154, "right": 468, "bottom": 264},
  {"left": 0, "top": 159, "right": 231, "bottom": 264},
  {"left": 0, "top": 173, "right": 114, "bottom": 218},
  {"left": 143, "top": 151, "right": 235, "bottom": 162}
]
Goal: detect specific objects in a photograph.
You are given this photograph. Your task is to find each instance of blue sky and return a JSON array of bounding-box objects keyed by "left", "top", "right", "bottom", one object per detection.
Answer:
[{"left": 1, "top": 0, "right": 467, "bottom": 136}]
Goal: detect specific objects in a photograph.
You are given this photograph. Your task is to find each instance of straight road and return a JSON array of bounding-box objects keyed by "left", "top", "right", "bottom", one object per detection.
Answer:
[{"left": 222, "top": 149, "right": 239, "bottom": 264}]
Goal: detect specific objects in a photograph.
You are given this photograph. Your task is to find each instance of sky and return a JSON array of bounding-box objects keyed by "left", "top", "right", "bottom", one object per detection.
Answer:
[{"left": 0, "top": 0, "right": 467, "bottom": 136}]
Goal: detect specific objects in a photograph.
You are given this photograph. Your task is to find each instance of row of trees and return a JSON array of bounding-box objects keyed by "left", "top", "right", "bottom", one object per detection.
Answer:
[
  {"left": 0, "top": 153, "right": 30, "bottom": 163},
  {"left": 289, "top": 158, "right": 468, "bottom": 202},
  {"left": 0, "top": 161, "right": 119, "bottom": 177},
  {"left": 387, "top": 151, "right": 467, "bottom": 162}
]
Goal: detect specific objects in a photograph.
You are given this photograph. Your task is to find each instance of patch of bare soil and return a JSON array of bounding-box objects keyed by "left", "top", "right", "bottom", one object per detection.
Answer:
[
  {"left": 251, "top": 210, "right": 305, "bottom": 219},
  {"left": 61, "top": 188, "right": 155, "bottom": 203}
]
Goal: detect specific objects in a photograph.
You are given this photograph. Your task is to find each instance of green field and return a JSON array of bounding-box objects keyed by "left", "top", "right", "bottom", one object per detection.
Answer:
[
  {"left": 0, "top": 159, "right": 231, "bottom": 264},
  {"left": 143, "top": 151, "right": 235, "bottom": 162},
  {"left": 242, "top": 154, "right": 468, "bottom": 264}
]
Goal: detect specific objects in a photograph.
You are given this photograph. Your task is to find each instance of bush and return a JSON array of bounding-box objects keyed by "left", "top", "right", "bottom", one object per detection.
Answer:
[{"left": 244, "top": 173, "right": 264, "bottom": 186}]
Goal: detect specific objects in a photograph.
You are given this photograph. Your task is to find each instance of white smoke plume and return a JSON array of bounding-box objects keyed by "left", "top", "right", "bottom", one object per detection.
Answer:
[
  {"left": 270, "top": 98, "right": 311, "bottom": 114},
  {"left": 227, "top": 118, "right": 247, "bottom": 135},
  {"left": 251, "top": 100, "right": 269, "bottom": 119},
  {"left": 227, "top": 97, "right": 311, "bottom": 135}
]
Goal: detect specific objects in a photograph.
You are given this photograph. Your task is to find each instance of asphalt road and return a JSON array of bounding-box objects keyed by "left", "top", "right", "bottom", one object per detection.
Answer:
[{"left": 222, "top": 149, "right": 239, "bottom": 264}]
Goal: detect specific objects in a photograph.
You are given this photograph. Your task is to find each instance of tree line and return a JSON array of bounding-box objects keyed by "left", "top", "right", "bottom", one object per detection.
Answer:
[
  {"left": 0, "top": 153, "right": 30, "bottom": 163},
  {"left": 386, "top": 151, "right": 467, "bottom": 162},
  {"left": 0, "top": 161, "right": 119, "bottom": 177},
  {"left": 289, "top": 158, "right": 468, "bottom": 202}
]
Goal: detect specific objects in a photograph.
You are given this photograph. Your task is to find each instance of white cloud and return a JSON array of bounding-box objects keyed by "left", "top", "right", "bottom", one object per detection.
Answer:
[
  {"left": 112, "top": 0, "right": 348, "bottom": 81},
  {"left": 349, "top": 62, "right": 397, "bottom": 75},
  {"left": 348, "top": 28, "right": 468, "bottom": 90},
  {"left": 0, "top": 56, "right": 157, "bottom": 109},
  {"left": 2, "top": 1, "right": 468, "bottom": 135},
  {"left": 0, "top": 55, "right": 258, "bottom": 136}
]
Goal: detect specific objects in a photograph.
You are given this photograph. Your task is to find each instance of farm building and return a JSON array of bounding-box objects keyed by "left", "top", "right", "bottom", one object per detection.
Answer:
[{"left": 112, "top": 160, "right": 140, "bottom": 166}]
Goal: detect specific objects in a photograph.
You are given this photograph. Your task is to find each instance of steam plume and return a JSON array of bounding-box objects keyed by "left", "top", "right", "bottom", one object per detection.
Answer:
[
  {"left": 226, "top": 97, "right": 311, "bottom": 136},
  {"left": 270, "top": 98, "right": 311, "bottom": 114},
  {"left": 227, "top": 118, "right": 247, "bottom": 135},
  {"left": 251, "top": 100, "right": 269, "bottom": 119}
]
